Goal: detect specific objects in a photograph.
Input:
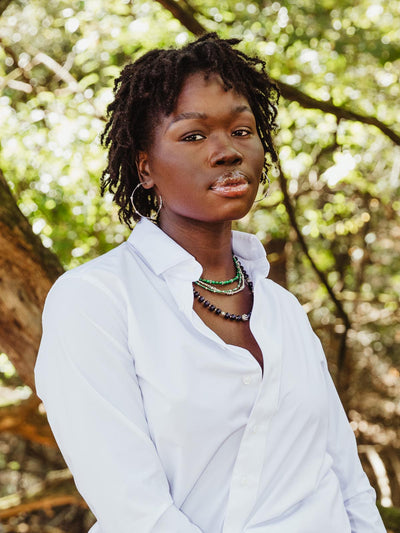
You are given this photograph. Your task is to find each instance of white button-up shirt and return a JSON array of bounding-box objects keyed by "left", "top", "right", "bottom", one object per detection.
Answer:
[{"left": 35, "top": 218, "right": 385, "bottom": 533}]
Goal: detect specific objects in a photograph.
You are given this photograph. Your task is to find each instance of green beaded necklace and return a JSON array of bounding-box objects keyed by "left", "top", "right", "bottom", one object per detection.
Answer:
[
  {"left": 198, "top": 256, "right": 241, "bottom": 286},
  {"left": 194, "top": 256, "right": 244, "bottom": 295}
]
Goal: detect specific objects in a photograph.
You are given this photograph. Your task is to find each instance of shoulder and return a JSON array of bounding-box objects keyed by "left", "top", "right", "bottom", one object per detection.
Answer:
[
  {"left": 263, "top": 278, "right": 306, "bottom": 313},
  {"left": 62, "top": 240, "right": 131, "bottom": 281},
  {"left": 263, "top": 279, "right": 326, "bottom": 362},
  {"left": 44, "top": 241, "right": 135, "bottom": 314},
  {"left": 261, "top": 278, "right": 322, "bottom": 343}
]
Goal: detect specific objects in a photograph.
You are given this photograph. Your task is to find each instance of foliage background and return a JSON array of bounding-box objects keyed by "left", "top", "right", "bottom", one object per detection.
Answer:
[{"left": 0, "top": 0, "right": 399, "bottom": 531}]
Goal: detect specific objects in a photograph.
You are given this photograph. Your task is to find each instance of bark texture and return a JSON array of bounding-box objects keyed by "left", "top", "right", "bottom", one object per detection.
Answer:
[{"left": 0, "top": 171, "right": 64, "bottom": 390}]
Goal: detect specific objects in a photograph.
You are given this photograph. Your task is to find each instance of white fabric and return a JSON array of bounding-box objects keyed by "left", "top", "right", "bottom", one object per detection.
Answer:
[{"left": 35, "top": 218, "right": 385, "bottom": 533}]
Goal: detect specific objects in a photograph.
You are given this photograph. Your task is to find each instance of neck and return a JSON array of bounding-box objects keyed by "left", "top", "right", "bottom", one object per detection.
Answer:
[{"left": 158, "top": 214, "right": 236, "bottom": 280}]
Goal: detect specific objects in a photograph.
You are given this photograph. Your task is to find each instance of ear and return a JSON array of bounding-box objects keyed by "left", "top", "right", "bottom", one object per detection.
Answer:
[{"left": 136, "top": 151, "right": 154, "bottom": 189}]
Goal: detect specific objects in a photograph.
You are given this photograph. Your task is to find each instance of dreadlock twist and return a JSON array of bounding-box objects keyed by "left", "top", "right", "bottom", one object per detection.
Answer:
[{"left": 101, "top": 33, "right": 280, "bottom": 227}]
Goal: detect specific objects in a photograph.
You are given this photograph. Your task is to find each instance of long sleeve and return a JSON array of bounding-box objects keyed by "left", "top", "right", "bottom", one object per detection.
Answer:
[
  {"left": 317, "top": 336, "right": 386, "bottom": 533},
  {"left": 34, "top": 274, "right": 203, "bottom": 533}
]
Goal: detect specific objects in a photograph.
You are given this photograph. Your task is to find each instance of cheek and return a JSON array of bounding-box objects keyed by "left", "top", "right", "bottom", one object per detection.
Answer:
[
  {"left": 253, "top": 140, "right": 266, "bottom": 170},
  {"left": 150, "top": 160, "right": 195, "bottom": 201},
  {"left": 251, "top": 134, "right": 264, "bottom": 154},
  {"left": 148, "top": 154, "right": 181, "bottom": 184}
]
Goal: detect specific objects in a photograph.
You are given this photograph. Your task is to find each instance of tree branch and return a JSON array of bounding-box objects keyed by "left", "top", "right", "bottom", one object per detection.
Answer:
[
  {"left": 0, "top": 396, "right": 57, "bottom": 447},
  {"left": 0, "top": 495, "right": 87, "bottom": 519},
  {"left": 277, "top": 80, "right": 400, "bottom": 146},
  {"left": 0, "top": 40, "right": 105, "bottom": 119},
  {"left": 0, "top": 39, "right": 36, "bottom": 94},
  {"left": 0, "top": 0, "right": 13, "bottom": 18},
  {"left": 277, "top": 162, "right": 351, "bottom": 375},
  {"left": 0, "top": 469, "right": 87, "bottom": 519},
  {"left": 153, "top": 0, "right": 400, "bottom": 147},
  {"left": 31, "top": 51, "right": 80, "bottom": 91},
  {"left": 155, "top": 0, "right": 205, "bottom": 36}
]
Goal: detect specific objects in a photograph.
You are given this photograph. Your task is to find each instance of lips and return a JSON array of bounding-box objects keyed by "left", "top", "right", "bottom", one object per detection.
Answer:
[{"left": 210, "top": 171, "right": 250, "bottom": 198}]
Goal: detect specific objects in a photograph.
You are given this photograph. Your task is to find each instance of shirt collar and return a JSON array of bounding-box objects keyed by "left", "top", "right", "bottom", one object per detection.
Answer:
[{"left": 127, "top": 218, "right": 270, "bottom": 281}]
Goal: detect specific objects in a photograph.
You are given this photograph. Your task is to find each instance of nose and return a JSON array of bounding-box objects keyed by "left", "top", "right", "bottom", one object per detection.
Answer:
[{"left": 209, "top": 135, "right": 243, "bottom": 167}]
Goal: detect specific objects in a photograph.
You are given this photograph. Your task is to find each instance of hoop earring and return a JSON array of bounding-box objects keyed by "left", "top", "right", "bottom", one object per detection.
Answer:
[
  {"left": 254, "top": 171, "right": 270, "bottom": 203},
  {"left": 130, "top": 182, "right": 163, "bottom": 221}
]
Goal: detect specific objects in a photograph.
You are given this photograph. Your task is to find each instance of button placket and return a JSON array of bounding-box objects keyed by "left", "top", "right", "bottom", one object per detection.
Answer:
[{"left": 223, "top": 361, "right": 282, "bottom": 532}]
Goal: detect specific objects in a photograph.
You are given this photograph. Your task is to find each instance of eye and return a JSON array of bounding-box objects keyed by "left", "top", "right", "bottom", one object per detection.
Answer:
[
  {"left": 182, "top": 133, "right": 205, "bottom": 142},
  {"left": 232, "top": 128, "right": 252, "bottom": 137}
]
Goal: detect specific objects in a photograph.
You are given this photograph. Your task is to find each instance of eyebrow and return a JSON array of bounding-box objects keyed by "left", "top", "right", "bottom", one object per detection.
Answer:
[
  {"left": 169, "top": 112, "right": 207, "bottom": 125},
  {"left": 166, "top": 105, "right": 253, "bottom": 130}
]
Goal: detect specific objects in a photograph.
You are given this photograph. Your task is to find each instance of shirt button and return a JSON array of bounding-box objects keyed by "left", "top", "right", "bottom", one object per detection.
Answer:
[
  {"left": 242, "top": 375, "right": 252, "bottom": 385},
  {"left": 251, "top": 424, "right": 258, "bottom": 433},
  {"left": 240, "top": 475, "right": 248, "bottom": 486}
]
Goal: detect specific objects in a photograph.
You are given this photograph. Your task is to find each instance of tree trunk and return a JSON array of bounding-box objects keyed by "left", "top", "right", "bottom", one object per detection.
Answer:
[
  {"left": 265, "top": 238, "right": 287, "bottom": 288},
  {"left": 0, "top": 170, "right": 64, "bottom": 390}
]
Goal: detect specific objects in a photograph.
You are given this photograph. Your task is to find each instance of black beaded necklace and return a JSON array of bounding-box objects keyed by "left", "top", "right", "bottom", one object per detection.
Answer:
[{"left": 192, "top": 259, "right": 253, "bottom": 323}]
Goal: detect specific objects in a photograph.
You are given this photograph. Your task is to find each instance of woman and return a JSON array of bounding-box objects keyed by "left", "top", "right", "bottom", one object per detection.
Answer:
[{"left": 35, "top": 34, "right": 385, "bottom": 533}]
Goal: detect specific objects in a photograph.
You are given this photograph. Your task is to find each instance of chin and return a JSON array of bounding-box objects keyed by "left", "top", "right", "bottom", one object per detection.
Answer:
[
  {"left": 210, "top": 207, "right": 253, "bottom": 223},
  {"left": 222, "top": 200, "right": 254, "bottom": 220}
]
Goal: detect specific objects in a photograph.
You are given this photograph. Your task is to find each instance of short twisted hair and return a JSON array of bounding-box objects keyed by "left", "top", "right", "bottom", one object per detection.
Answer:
[{"left": 101, "top": 33, "right": 280, "bottom": 227}]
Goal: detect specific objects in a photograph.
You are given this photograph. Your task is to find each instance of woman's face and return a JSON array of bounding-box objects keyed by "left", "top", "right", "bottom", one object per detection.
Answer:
[{"left": 138, "top": 72, "right": 265, "bottom": 230}]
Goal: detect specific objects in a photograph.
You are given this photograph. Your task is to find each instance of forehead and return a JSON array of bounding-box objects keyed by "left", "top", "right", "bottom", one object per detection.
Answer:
[{"left": 174, "top": 71, "right": 250, "bottom": 112}]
